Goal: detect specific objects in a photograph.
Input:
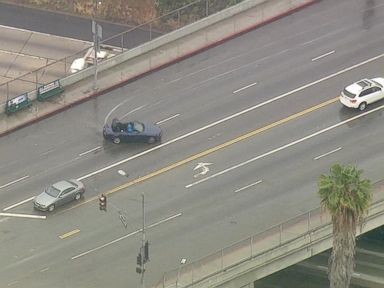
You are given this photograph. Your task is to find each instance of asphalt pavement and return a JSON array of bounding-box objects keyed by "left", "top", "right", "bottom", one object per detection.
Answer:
[{"left": 0, "top": 0, "right": 317, "bottom": 138}]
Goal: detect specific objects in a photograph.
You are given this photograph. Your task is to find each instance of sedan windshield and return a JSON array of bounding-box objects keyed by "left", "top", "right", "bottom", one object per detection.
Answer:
[
  {"left": 45, "top": 186, "right": 61, "bottom": 197},
  {"left": 133, "top": 121, "right": 144, "bottom": 132}
]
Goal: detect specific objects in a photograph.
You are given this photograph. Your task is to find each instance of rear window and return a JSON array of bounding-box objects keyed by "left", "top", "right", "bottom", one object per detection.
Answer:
[{"left": 342, "top": 88, "right": 356, "bottom": 98}]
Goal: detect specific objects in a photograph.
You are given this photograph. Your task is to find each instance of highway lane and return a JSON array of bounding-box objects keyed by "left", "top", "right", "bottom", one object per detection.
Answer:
[
  {"left": 1, "top": 0, "right": 384, "bottom": 287},
  {"left": 0, "top": 2, "right": 162, "bottom": 47},
  {"left": 2, "top": 0, "right": 384, "bottom": 189},
  {"left": 1, "top": 99, "right": 384, "bottom": 287},
  {"left": 0, "top": 25, "right": 91, "bottom": 102}
]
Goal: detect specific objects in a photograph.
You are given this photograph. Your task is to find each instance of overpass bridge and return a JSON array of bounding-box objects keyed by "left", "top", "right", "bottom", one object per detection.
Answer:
[{"left": 155, "top": 182, "right": 384, "bottom": 288}]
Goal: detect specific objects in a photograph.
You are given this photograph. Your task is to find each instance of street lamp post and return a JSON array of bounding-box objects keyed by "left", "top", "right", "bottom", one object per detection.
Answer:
[{"left": 92, "top": 1, "right": 102, "bottom": 90}]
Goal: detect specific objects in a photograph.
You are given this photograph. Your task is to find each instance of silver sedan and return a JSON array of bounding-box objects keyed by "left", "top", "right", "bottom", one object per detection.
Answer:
[{"left": 33, "top": 179, "right": 85, "bottom": 212}]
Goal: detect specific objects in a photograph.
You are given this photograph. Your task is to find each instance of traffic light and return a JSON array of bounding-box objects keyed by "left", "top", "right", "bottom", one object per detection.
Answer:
[
  {"left": 144, "top": 241, "right": 149, "bottom": 263},
  {"left": 137, "top": 253, "right": 142, "bottom": 266},
  {"left": 136, "top": 252, "right": 145, "bottom": 274},
  {"left": 99, "top": 194, "right": 107, "bottom": 211}
]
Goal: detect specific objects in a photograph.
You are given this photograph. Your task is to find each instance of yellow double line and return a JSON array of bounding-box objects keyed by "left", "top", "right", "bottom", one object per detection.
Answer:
[
  {"left": 63, "top": 96, "right": 338, "bottom": 213},
  {"left": 106, "top": 97, "right": 339, "bottom": 195}
]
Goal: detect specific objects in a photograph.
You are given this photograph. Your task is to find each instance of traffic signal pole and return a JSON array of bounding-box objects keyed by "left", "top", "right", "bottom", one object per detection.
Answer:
[{"left": 141, "top": 192, "right": 146, "bottom": 287}]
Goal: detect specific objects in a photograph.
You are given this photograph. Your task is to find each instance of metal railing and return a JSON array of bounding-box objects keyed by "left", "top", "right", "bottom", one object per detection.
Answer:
[
  {"left": 0, "top": 0, "right": 244, "bottom": 106},
  {"left": 155, "top": 192, "right": 384, "bottom": 288}
]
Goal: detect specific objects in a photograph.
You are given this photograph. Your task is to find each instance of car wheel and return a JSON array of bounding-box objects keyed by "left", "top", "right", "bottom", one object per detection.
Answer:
[
  {"left": 75, "top": 193, "right": 82, "bottom": 201},
  {"left": 358, "top": 102, "right": 367, "bottom": 111},
  {"left": 48, "top": 204, "right": 55, "bottom": 212},
  {"left": 147, "top": 136, "right": 156, "bottom": 144},
  {"left": 113, "top": 137, "right": 121, "bottom": 144}
]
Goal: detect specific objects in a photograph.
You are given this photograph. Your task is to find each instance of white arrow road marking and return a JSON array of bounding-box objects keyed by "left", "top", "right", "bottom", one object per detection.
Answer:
[{"left": 193, "top": 162, "right": 213, "bottom": 178}]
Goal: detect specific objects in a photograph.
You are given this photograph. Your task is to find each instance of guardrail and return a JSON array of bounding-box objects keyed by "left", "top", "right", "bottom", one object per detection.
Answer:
[
  {"left": 0, "top": 0, "right": 245, "bottom": 108},
  {"left": 155, "top": 190, "right": 384, "bottom": 288}
]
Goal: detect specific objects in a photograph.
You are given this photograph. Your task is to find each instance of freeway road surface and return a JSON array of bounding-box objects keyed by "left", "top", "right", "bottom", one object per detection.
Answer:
[{"left": 1, "top": 0, "right": 384, "bottom": 287}]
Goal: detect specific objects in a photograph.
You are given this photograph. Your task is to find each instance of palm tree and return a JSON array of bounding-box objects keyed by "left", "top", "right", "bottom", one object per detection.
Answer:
[{"left": 318, "top": 163, "right": 372, "bottom": 288}]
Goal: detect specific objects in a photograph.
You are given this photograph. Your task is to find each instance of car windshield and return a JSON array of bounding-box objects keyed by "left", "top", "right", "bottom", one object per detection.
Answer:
[
  {"left": 45, "top": 185, "right": 61, "bottom": 197},
  {"left": 133, "top": 121, "right": 144, "bottom": 132},
  {"left": 371, "top": 80, "right": 383, "bottom": 88},
  {"left": 343, "top": 88, "right": 356, "bottom": 99}
]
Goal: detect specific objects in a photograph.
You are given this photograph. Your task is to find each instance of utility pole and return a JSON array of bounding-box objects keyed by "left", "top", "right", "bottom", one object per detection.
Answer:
[{"left": 92, "top": 1, "right": 102, "bottom": 90}]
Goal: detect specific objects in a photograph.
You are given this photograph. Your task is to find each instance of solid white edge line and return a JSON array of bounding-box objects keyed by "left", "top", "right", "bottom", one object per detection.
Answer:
[
  {"left": 185, "top": 104, "right": 384, "bottom": 188},
  {"left": 311, "top": 50, "right": 335, "bottom": 61},
  {"left": 156, "top": 114, "right": 180, "bottom": 125},
  {"left": 313, "top": 147, "right": 342, "bottom": 160},
  {"left": 234, "top": 180, "right": 263, "bottom": 193},
  {"left": 3, "top": 196, "right": 35, "bottom": 211},
  {"left": 71, "top": 212, "right": 182, "bottom": 260},
  {"left": 233, "top": 82, "right": 257, "bottom": 94},
  {"left": 0, "top": 175, "right": 29, "bottom": 189},
  {"left": 0, "top": 212, "right": 46, "bottom": 219},
  {"left": 77, "top": 51, "right": 384, "bottom": 182},
  {"left": 79, "top": 146, "right": 102, "bottom": 157}
]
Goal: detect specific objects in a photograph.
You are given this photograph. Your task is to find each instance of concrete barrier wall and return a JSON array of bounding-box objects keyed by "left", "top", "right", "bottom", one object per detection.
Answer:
[{"left": 186, "top": 199, "right": 384, "bottom": 288}]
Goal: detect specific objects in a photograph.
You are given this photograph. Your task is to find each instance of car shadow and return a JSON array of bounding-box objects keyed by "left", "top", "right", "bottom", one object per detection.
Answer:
[{"left": 338, "top": 101, "right": 384, "bottom": 128}]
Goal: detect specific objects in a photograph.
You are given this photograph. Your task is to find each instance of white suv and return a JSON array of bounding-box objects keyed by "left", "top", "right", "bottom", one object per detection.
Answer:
[{"left": 340, "top": 77, "right": 384, "bottom": 111}]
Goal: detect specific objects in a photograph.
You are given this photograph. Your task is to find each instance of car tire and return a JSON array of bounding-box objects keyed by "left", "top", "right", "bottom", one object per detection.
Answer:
[
  {"left": 113, "top": 137, "right": 121, "bottom": 144},
  {"left": 48, "top": 204, "right": 55, "bottom": 212},
  {"left": 358, "top": 102, "right": 367, "bottom": 111},
  {"left": 147, "top": 136, "right": 156, "bottom": 144},
  {"left": 75, "top": 193, "right": 82, "bottom": 201}
]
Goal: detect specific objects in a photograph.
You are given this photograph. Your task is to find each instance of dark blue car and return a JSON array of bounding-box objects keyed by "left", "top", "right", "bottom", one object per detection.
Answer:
[{"left": 103, "top": 118, "right": 162, "bottom": 144}]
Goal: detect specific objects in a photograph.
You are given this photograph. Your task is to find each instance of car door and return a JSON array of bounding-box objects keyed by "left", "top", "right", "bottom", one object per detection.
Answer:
[
  {"left": 122, "top": 122, "right": 140, "bottom": 142},
  {"left": 370, "top": 86, "right": 383, "bottom": 102},
  {"left": 57, "top": 187, "right": 75, "bottom": 206},
  {"left": 360, "top": 87, "right": 380, "bottom": 104}
]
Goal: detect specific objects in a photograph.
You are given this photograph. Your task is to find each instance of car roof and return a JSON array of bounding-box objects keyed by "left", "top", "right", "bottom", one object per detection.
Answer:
[
  {"left": 52, "top": 180, "right": 76, "bottom": 191},
  {"left": 345, "top": 79, "right": 374, "bottom": 95}
]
